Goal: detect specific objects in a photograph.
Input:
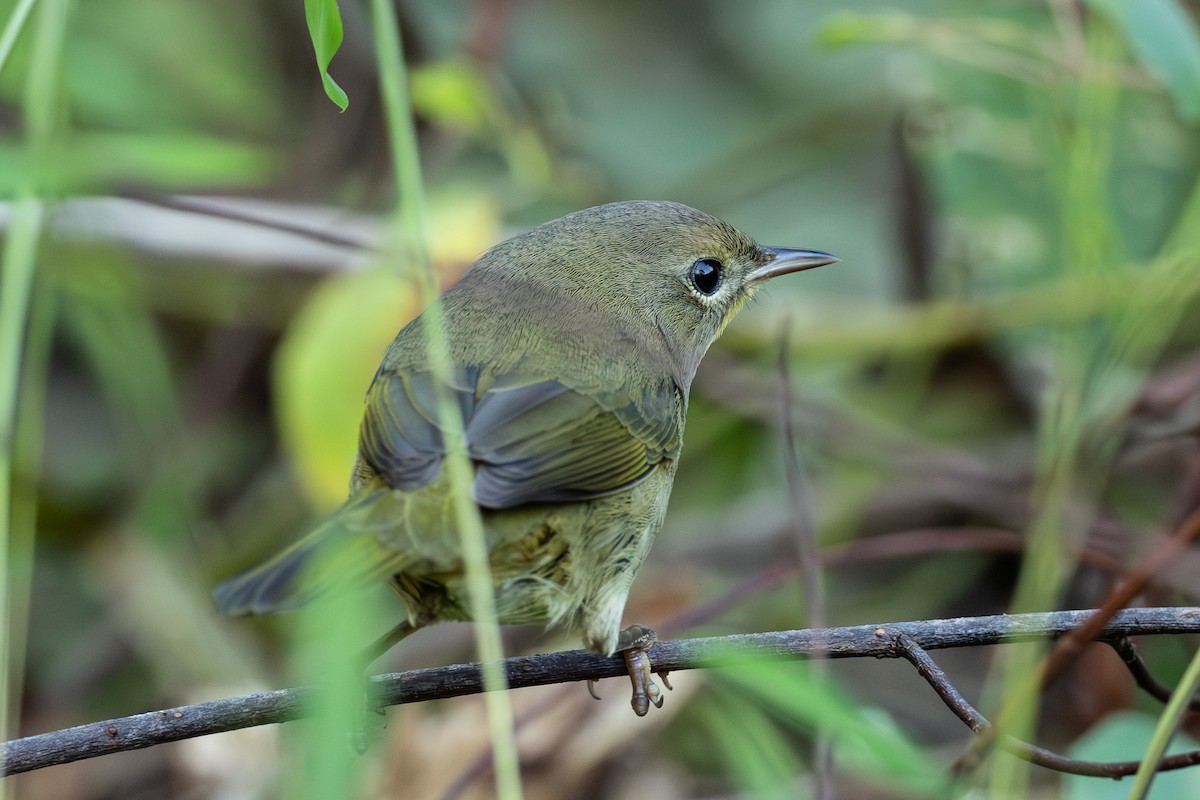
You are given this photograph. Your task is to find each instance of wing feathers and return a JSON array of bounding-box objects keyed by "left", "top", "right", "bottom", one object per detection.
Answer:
[{"left": 360, "top": 367, "right": 680, "bottom": 509}]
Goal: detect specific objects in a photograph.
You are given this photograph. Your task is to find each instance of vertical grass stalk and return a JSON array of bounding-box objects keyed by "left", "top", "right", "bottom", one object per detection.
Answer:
[
  {"left": 0, "top": 198, "right": 43, "bottom": 782},
  {"left": 368, "top": 2, "right": 522, "bottom": 798},
  {"left": 0, "top": 0, "right": 67, "bottom": 784},
  {"left": 0, "top": 0, "right": 37, "bottom": 75},
  {"left": 985, "top": 15, "right": 1120, "bottom": 798},
  {"left": 1127, "top": 644, "right": 1200, "bottom": 799}
]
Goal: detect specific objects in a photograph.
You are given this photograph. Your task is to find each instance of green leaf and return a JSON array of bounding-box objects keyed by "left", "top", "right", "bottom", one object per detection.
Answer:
[
  {"left": 304, "top": 0, "right": 348, "bottom": 111},
  {"left": 714, "top": 660, "right": 947, "bottom": 796},
  {"left": 410, "top": 60, "right": 491, "bottom": 134},
  {"left": 698, "top": 696, "right": 802, "bottom": 800},
  {"left": 1065, "top": 711, "right": 1200, "bottom": 800},
  {"left": 274, "top": 267, "right": 421, "bottom": 508},
  {"left": 817, "top": 11, "right": 916, "bottom": 49},
  {"left": 0, "top": 133, "right": 273, "bottom": 194},
  {"left": 1087, "top": 0, "right": 1200, "bottom": 122}
]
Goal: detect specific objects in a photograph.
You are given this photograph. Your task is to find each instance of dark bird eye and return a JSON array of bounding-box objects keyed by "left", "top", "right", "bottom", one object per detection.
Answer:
[{"left": 688, "top": 258, "right": 723, "bottom": 296}]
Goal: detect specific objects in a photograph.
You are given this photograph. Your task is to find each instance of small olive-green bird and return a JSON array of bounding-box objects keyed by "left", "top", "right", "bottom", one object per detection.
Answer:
[{"left": 215, "top": 201, "right": 834, "bottom": 696}]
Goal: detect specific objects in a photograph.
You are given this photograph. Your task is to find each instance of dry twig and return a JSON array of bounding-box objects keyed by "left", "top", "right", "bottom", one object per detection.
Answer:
[{"left": 4, "top": 607, "right": 1199, "bottom": 777}]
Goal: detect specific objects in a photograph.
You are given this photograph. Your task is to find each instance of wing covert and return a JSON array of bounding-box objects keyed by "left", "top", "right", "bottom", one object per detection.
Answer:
[{"left": 359, "top": 367, "right": 680, "bottom": 509}]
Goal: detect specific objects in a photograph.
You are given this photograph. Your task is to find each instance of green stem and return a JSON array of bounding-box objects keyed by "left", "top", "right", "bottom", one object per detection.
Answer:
[
  {"left": 0, "top": 197, "right": 43, "bottom": 777},
  {"left": 0, "top": 0, "right": 36, "bottom": 75},
  {"left": 1127, "top": 645, "right": 1200, "bottom": 800},
  {"left": 4, "top": 264, "right": 54, "bottom": 768},
  {"left": 367, "top": 3, "right": 522, "bottom": 798},
  {"left": 1, "top": 0, "right": 67, "bottom": 785},
  {"left": 986, "top": 16, "right": 1119, "bottom": 798}
]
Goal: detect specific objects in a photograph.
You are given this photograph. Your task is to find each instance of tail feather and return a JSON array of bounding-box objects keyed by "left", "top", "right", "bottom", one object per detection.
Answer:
[
  {"left": 214, "top": 487, "right": 408, "bottom": 616},
  {"left": 213, "top": 536, "right": 321, "bottom": 616}
]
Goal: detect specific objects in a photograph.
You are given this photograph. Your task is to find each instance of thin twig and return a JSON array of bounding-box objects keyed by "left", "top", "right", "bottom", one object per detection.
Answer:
[
  {"left": 1108, "top": 637, "right": 1200, "bottom": 712},
  {"left": 118, "top": 191, "right": 372, "bottom": 251},
  {"left": 894, "top": 633, "right": 1200, "bottom": 778},
  {"left": 4, "top": 608, "right": 1200, "bottom": 777},
  {"left": 1041, "top": 505, "right": 1200, "bottom": 688},
  {"left": 778, "top": 321, "right": 832, "bottom": 798},
  {"left": 777, "top": 326, "right": 826, "bottom": 630},
  {"left": 956, "top": 505, "right": 1200, "bottom": 770}
]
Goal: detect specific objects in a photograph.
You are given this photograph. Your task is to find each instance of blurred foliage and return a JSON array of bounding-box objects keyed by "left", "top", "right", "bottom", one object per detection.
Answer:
[
  {"left": 1066, "top": 711, "right": 1200, "bottom": 798},
  {"left": 3, "top": 0, "right": 1200, "bottom": 798}
]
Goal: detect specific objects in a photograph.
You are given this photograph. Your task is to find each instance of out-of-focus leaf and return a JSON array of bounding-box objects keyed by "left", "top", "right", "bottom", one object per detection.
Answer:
[
  {"left": 56, "top": 255, "right": 179, "bottom": 449},
  {"left": 275, "top": 268, "right": 421, "bottom": 509},
  {"left": 411, "top": 60, "right": 491, "bottom": 134},
  {"left": 0, "top": 0, "right": 36, "bottom": 76},
  {"left": 425, "top": 189, "right": 502, "bottom": 266},
  {"left": 304, "top": 0, "right": 348, "bottom": 111},
  {"left": 715, "top": 660, "right": 946, "bottom": 796},
  {"left": 0, "top": 134, "right": 273, "bottom": 194},
  {"left": 818, "top": 11, "right": 917, "bottom": 48},
  {"left": 67, "top": 0, "right": 281, "bottom": 135},
  {"left": 275, "top": 192, "right": 495, "bottom": 508},
  {"left": 1087, "top": 0, "right": 1200, "bottom": 122},
  {"left": 698, "top": 695, "right": 801, "bottom": 800},
  {"left": 1065, "top": 711, "right": 1200, "bottom": 799}
]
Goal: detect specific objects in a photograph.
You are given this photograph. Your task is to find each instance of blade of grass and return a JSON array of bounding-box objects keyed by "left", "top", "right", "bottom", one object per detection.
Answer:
[
  {"left": 985, "top": 14, "right": 1122, "bottom": 797},
  {"left": 367, "top": 2, "right": 522, "bottom": 798},
  {"left": 0, "top": 0, "right": 67, "bottom": 787},
  {"left": 0, "top": 197, "right": 43, "bottom": 784},
  {"left": 698, "top": 692, "right": 801, "bottom": 800},
  {"left": 717, "top": 660, "right": 945, "bottom": 794},
  {"left": 1128, "top": 645, "right": 1200, "bottom": 799},
  {"left": 3, "top": 267, "right": 54, "bottom": 778},
  {"left": 0, "top": 0, "right": 36, "bottom": 75}
]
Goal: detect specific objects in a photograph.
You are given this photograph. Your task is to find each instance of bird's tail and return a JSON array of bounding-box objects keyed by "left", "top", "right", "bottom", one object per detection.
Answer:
[
  {"left": 213, "top": 489, "right": 400, "bottom": 616},
  {"left": 213, "top": 536, "right": 320, "bottom": 616}
]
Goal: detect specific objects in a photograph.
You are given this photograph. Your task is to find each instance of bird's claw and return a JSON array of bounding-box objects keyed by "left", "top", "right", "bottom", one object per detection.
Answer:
[{"left": 616, "top": 624, "right": 670, "bottom": 716}]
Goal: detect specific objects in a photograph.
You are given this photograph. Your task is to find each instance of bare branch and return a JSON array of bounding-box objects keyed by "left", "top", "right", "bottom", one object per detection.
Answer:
[
  {"left": 4, "top": 607, "right": 1199, "bottom": 777},
  {"left": 1040, "top": 505, "right": 1200, "bottom": 689},
  {"left": 1108, "top": 637, "right": 1200, "bottom": 712},
  {"left": 895, "top": 633, "right": 1200, "bottom": 778},
  {"left": 956, "top": 506, "right": 1200, "bottom": 769},
  {"left": 117, "top": 191, "right": 373, "bottom": 251}
]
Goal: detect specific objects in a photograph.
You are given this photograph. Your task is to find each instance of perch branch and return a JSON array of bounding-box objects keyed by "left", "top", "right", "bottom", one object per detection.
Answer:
[{"left": 3, "top": 607, "right": 1199, "bottom": 777}]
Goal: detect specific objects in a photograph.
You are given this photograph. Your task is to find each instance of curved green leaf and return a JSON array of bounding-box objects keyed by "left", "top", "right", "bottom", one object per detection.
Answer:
[
  {"left": 1088, "top": 0, "right": 1200, "bottom": 122},
  {"left": 304, "top": 0, "right": 348, "bottom": 111}
]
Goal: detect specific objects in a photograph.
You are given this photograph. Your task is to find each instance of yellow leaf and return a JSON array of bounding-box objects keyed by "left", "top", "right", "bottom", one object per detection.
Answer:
[{"left": 274, "top": 268, "right": 421, "bottom": 509}]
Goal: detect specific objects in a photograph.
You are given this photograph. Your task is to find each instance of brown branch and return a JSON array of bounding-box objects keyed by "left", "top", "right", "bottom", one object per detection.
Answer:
[
  {"left": 117, "top": 191, "right": 372, "bottom": 251},
  {"left": 1040, "top": 504, "right": 1200, "bottom": 688},
  {"left": 4, "top": 607, "right": 1199, "bottom": 777},
  {"left": 778, "top": 321, "right": 832, "bottom": 798},
  {"left": 894, "top": 633, "right": 1200, "bottom": 778},
  {"left": 1108, "top": 637, "right": 1200, "bottom": 712},
  {"left": 957, "top": 505, "right": 1200, "bottom": 769}
]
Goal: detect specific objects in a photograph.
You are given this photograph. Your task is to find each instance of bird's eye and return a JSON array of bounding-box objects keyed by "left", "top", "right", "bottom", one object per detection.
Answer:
[{"left": 688, "top": 258, "right": 723, "bottom": 296}]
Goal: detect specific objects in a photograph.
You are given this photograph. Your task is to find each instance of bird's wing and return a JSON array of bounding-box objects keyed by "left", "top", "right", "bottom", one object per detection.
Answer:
[{"left": 359, "top": 366, "right": 681, "bottom": 509}]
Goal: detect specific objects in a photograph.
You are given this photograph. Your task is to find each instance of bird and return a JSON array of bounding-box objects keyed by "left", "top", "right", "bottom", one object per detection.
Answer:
[{"left": 214, "top": 200, "right": 836, "bottom": 713}]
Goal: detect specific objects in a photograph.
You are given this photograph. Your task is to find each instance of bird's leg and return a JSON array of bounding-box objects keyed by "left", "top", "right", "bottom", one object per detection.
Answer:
[
  {"left": 361, "top": 618, "right": 419, "bottom": 667},
  {"left": 346, "top": 619, "right": 420, "bottom": 754},
  {"left": 585, "top": 624, "right": 670, "bottom": 713},
  {"left": 617, "top": 623, "right": 667, "bottom": 716}
]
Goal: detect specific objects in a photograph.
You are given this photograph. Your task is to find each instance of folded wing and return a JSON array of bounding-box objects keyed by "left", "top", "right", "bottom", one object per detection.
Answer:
[{"left": 359, "top": 366, "right": 681, "bottom": 508}]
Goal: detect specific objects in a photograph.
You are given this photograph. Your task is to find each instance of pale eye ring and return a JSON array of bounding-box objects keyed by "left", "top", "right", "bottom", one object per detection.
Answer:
[{"left": 688, "top": 258, "right": 723, "bottom": 295}]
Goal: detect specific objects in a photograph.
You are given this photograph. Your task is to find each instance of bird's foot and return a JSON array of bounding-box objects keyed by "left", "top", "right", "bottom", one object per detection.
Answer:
[
  {"left": 585, "top": 624, "right": 671, "bottom": 715},
  {"left": 344, "top": 676, "right": 390, "bottom": 754},
  {"left": 618, "top": 624, "right": 669, "bottom": 716}
]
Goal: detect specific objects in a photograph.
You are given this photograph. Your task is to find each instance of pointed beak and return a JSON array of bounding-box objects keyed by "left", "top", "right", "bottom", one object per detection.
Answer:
[{"left": 749, "top": 247, "right": 838, "bottom": 284}]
